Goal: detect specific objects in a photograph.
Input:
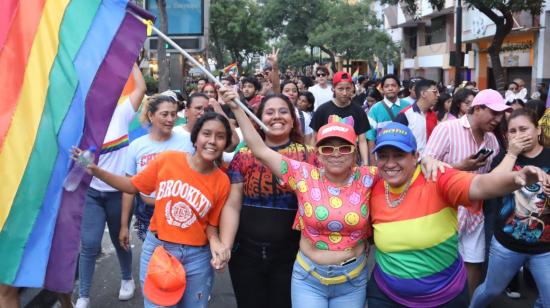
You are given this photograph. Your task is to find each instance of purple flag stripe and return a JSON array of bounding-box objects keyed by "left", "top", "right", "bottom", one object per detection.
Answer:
[{"left": 44, "top": 9, "right": 149, "bottom": 292}]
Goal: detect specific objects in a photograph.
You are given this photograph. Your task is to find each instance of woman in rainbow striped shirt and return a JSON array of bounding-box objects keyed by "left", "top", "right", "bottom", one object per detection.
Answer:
[{"left": 367, "top": 122, "right": 550, "bottom": 307}]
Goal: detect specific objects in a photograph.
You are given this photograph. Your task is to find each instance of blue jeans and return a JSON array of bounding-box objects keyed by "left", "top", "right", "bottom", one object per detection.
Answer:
[
  {"left": 79, "top": 187, "right": 132, "bottom": 297},
  {"left": 471, "top": 237, "right": 550, "bottom": 308},
  {"left": 140, "top": 231, "right": 213, "bottom": 308},
  {"left": 291, "top": 251, "right": 368, "bottom": 308}
]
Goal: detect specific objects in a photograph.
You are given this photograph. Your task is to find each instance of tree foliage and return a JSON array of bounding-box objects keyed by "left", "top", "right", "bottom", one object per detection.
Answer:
[
  {"left": 274, "top": 37, "right": 313, "bottom": 72},
  {"left": 381, "top": 0, "right": 544, "bottom": 91},
  {"left": 209, "top": 0, "right": 267, "bottom": 69},
  {"left": 261, "top": 0, "right": 399, "bottom": 72}
]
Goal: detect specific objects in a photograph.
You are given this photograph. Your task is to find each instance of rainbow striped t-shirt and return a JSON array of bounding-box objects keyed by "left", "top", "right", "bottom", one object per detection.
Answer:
[{"left": 370, "top": 166, "right": 475, "bottom": 307}]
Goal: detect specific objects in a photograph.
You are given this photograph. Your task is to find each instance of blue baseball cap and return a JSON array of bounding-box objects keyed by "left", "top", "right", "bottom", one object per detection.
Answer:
[{"left": 372, "top": 122, "right": 417, "bottom": 153}]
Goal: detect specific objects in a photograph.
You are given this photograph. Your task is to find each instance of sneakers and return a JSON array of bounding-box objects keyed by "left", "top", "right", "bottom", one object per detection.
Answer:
[
  {"left": 118, "top": 279, "right": 135, "bottom": 301},
  {"left": 505, "top": 288, "right": 521, "bottom": 299},
  {"left": 75, "top": 297, "right": 90, "bottom": 308}
]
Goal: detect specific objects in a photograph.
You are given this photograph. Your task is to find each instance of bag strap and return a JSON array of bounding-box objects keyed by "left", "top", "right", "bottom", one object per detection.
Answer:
[{"left": 380, "top": 100, "right": 397, "bottom": 121}]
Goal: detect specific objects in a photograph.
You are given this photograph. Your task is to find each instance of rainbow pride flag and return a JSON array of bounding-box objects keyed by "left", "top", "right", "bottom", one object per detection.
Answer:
[
  {"left": 352, "top": 67, "right": 359, "bottom": 79},
  {"left": 0, "top": 0, "right": 153, "bottom": 291},
  {"left": 222, "top": 62, "right": 238, "bottom": 75}
]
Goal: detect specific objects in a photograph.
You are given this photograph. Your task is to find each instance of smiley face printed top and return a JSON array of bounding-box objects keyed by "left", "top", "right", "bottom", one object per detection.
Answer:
[{"left": 279, "top": 156, "right": 377, "bottom": 251}]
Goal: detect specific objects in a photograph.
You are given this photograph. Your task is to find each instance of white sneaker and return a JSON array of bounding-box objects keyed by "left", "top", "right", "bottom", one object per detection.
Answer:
[
  {"left": 75, "top": 297, "right": 90, "bottom": 308},
  {"left": 118, "top": 279, "right": 135, "bottom": 301},
  {"left": 505, "top": 288, "right": 521, "bottom": 299}
]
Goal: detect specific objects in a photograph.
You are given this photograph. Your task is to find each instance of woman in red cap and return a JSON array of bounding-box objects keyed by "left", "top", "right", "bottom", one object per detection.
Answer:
[
  {"left": 219, "top": 88, "right": 443, "bottom": 308},
  {"left": 74, "top": 112, "right": 233, "bottom": 308}
]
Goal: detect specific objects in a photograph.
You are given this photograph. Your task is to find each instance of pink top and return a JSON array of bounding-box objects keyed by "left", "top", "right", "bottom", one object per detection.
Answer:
[
  {"left": 279, "top": 156, "right": 377, "bottom": 251},
  {"left": 424, "top": 115, "right": 499, "bottom": 174}
]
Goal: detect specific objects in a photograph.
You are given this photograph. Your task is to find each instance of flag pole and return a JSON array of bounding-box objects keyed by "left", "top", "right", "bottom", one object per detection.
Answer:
[{"left": 131, "top": 13, "right": 269, "bottom": 132}]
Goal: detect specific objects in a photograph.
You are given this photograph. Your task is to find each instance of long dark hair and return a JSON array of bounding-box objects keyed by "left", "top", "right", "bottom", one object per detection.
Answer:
[
  {"left": 450, "top": 88, "right": 475, "bottom": 118},
  {"left": 299, "top": 91, "right": 315, "bottom": 112},
  {"left": 256, "top": 94, "right": 304, "bottom": 144},
  {"left": 191, "top": 112, "right": 233, "bottom": 151},
  {"left": 435, "top": 93, "right": 451, "bottom": 121}
]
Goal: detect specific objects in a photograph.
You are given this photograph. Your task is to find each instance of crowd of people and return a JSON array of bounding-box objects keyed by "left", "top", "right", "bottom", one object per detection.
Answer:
[{"left": 1, "top": 50, "right": 550, "bottom": 308}]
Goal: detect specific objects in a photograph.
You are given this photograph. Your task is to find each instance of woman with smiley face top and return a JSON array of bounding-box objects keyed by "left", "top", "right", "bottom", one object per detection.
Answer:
[{"left": 219, "top": 88, "right": 445, "bottom": 308}]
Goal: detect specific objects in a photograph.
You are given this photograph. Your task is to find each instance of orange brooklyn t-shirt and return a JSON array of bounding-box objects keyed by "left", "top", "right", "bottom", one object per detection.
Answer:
[{"left": 131, "top": 151, "right": 230, "bottom": 246}]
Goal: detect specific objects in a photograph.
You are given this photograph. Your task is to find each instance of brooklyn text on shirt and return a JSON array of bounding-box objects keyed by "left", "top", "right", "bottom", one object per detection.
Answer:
[{"left": 156, "top": 180, "right": 212, "bottom": 228}]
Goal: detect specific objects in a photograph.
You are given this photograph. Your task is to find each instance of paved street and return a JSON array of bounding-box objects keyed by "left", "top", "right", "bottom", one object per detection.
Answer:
[{"left": 61, "top": 226, "right": 538, "bottom": 308}]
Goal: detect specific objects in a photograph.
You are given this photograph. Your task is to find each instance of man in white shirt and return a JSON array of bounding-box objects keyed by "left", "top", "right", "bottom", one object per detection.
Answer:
[{"left": 308, "top": 66, "right": 333, "bottom": 111}]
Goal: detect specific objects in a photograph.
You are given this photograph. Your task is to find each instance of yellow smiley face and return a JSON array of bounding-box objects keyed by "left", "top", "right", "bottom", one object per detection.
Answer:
[
  {"left": 298, "top": 216, "right": 305, "bottom": 230},
  {"left": 288, "top": 177, "right": 297, "bottom": 190},
  {"left": 344, "top": 212, "right": 360, "bottom": 226},
  {"left": 329, "top": 232, "right": 342, "bottom": 243},
  {"left": 311, "top": 169, "right": 320, "bottom": 180},
  {"left": 297, "top": 180, "right": 308, "bottom": 193},
  {"left": 304, "top": 202, "right": 313, "bottom": 217},
  {"left": 329, "top": 197, "right": 342, "bottom": 209}
]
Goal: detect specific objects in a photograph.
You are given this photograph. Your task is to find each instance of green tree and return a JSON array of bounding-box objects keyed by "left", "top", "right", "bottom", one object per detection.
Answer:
[
  {"left": 274, "top": 38, "right": 312, "bottom": 72},
  {"left": 262, "top": 0, "right": 398, "bottom": 73},
  {"left": 308, "top": 0, "right": 399, "bottom": 73},
  {"left": 209, "top": 0, "right": 267, "bottom": 70},
  {"left": 262, "top": 0, "right": 333, "bottom": 67},
  {"left": 382, "top": 0, "right": 544, "bottom": 91}
]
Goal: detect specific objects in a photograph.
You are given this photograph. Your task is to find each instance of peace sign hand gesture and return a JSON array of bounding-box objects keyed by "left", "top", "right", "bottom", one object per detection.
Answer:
[{"left": 266, "top": 47, "right": 279, "bottom": 68}]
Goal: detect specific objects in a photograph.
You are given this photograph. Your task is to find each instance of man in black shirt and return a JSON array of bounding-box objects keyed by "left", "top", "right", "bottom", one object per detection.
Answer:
[{"left": 310, "top": 71, "right": 371, "bottom": 164}]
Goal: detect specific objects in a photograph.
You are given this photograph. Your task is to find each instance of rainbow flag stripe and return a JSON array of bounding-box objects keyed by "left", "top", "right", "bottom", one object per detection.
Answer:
[
  {"left": 223, "top": 62, "right": 238, "bottom": 74},
  {"left": 0, "top": 0, "right": 152, "bottom": 291}
]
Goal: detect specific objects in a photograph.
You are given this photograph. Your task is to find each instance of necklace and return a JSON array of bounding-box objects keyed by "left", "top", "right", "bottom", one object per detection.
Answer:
[{"left": 384, "top": 179, "right": 413, "bottom": 208}]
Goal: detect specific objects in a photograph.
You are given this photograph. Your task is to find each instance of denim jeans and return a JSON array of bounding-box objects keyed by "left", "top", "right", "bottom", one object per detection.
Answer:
[
  {"left": 291, "top": 251, "right": 368, "bottom": 308},
  {"left": 140, "top": 231, "right": 213, "bottom": 308},
  {"left": 79, "top": 187, "right": 132, "bottom": 297},
  {"left": 471, "top": 237, "right": 550, "bottom": 308}
]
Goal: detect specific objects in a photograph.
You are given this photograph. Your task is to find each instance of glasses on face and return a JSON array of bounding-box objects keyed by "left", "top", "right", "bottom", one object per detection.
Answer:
[
  {"left": 426, "top": 88, "right": 439, "bottom": 94},
  {"left": 317, "top": 144, "right": 355, "bottom": 155},
  {"left": 316, "top": 73, "right": 327, "bottom": 77}
]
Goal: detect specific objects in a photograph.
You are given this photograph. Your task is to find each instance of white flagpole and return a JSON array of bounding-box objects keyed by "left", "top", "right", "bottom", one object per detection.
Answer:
[{"left": 132, "top": 13, "right": 269, "bottom": 132}]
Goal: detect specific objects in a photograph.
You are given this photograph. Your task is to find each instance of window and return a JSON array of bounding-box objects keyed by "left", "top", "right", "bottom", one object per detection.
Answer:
[{"left": 425, "top": 15, "right": 446, "bottom": 45}]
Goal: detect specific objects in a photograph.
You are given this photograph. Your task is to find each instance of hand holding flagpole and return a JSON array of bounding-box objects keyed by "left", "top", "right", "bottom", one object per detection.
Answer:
[{"left": 131, "top": 13, "right": 269, "bottom": 132}]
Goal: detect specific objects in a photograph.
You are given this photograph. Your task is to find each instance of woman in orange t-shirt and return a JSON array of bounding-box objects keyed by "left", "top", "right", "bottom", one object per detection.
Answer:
[{"left": 78, "top": 112, "right": 232, "bottom": 308}]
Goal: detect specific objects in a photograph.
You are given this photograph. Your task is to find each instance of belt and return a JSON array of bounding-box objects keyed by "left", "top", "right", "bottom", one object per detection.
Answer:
[{"left": 296, "top": 253, "right": 367, "bottom": 285}]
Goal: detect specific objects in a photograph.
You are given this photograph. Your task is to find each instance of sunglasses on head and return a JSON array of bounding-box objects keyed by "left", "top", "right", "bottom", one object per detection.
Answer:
[
  {"left": 317, "top": 73, "right": 327, "bottom": 77},
  {"left": 317, "top": 144, "right": 355, "bottom": 155}
]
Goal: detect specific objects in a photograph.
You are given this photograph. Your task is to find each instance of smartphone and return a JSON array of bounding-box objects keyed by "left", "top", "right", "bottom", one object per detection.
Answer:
[{"left": 473, "top": 148, "right": 494, "bottom": 160}]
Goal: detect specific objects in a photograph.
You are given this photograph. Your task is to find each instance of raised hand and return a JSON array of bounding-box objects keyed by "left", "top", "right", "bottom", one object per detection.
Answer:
[
  {"left": 219, "top": 87, "right": 240, "bottom": 109},
  {"left": 266, "top": 47, "right": 279, "bottom": 68}
]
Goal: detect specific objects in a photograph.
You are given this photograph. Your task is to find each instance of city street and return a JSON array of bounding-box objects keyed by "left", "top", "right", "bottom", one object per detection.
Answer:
[{"left": 54, "top": 226, "right": 539, "bottom": 308}]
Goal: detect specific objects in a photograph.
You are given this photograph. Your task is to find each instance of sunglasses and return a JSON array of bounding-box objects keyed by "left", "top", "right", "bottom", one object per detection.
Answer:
[
  {"left": 316, "top": 73, "right": 327, "bottom": 77},
  {"left": 317, "top": 144, "right": 355, "bottom": 155}
]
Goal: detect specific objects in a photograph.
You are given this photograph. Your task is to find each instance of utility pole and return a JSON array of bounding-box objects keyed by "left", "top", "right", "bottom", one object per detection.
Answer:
[{"left": 454, "top": 0, "right": 462, "bottom": 88}]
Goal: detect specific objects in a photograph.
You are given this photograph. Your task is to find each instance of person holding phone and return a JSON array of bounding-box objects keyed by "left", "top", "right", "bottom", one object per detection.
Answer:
[{"left": 424, "top": 89, "right": 512, "bottom": 297}]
